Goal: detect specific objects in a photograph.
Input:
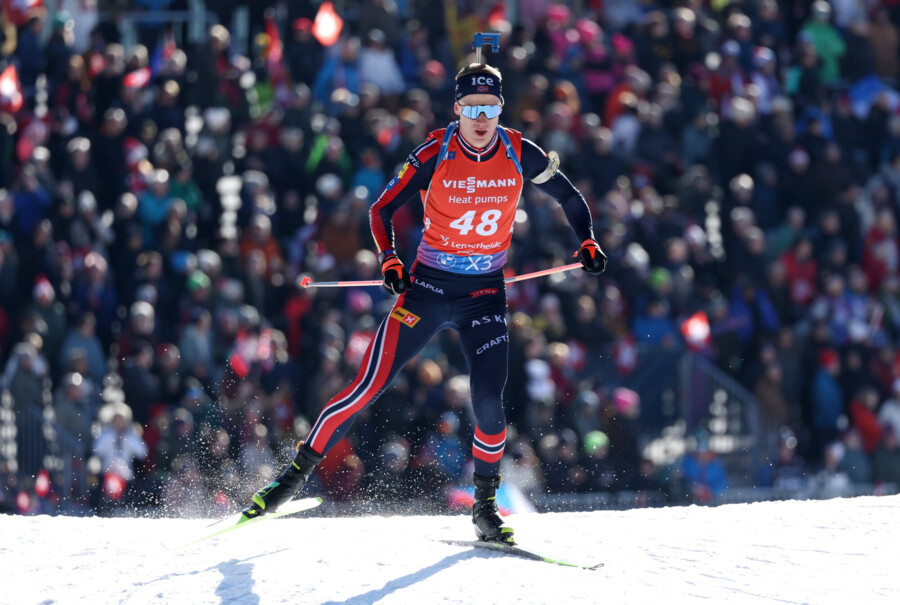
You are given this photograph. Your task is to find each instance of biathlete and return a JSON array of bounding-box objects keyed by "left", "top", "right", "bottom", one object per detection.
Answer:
[{"left": 243, "top": 61, "right": 607, "bottom": 544}]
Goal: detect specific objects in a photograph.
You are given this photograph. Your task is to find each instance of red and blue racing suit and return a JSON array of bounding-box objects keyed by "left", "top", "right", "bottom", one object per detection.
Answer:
[{"left": 304, "top": 125, "right": 596, "bottom": 477}]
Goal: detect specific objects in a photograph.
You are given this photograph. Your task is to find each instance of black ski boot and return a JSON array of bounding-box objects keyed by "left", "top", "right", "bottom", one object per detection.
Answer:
[
  {"left": 472, "top": 474, "right": 515, "bottom": 544},
  {"left": 243, "top": 443, "right": 324, "bottom": 519}
]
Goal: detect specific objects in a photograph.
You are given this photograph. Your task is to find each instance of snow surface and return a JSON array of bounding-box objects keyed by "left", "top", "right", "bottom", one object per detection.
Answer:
[{"left": 2, "top": 496, "right": 899, "bottom": 604}]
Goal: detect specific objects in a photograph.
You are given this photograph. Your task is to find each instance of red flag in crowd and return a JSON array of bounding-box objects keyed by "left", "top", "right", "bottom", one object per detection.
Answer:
[
  {"left": 149, "top": 28, "right": 177, "bottom": 76},
  {"left": 264, "top": 11, "right": 291, "bottom": 104},
  {"left": 103, "top": 472, "right": 127, "bottom": 501},
  {"left": 681, "top": 310, "right": 712, "bottom": 353},
  {"left": 0, "top": 64, "right": 23, "bottom": 114},
  {"left": 313, "top": 1, "right": 343, "bottom": 47},
  {"left": 123, "top": 67, "right": 151, "bottom": 89},
  {"left": 34, "top": 469, "right": 50, "bottom": 498},
  {"left": 613, "top": 334, "right": 638, "bottom": 375}
]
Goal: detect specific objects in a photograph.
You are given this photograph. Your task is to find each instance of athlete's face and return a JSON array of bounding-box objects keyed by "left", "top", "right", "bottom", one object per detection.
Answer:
[{"left": 455, "top": 93, "right": 502, "bottom": 148}]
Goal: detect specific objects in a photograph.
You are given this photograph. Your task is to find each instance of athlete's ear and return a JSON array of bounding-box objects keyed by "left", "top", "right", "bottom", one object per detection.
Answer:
[{"left": 453, "top": 102, "right": 461, "bottom": 117}]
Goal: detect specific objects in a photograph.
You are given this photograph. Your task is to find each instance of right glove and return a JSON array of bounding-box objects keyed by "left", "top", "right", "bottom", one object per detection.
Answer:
[
  {"left": 380, "top": 251, "right": 412, "bottom": 295},
  {"left": 577, "top": 239, "right": 607, "bottom": 274}
]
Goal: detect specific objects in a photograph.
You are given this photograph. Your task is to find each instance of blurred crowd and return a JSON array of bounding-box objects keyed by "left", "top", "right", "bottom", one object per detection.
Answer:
[{"left": 3, "top": 0, "right": 900, "bottom": 517}]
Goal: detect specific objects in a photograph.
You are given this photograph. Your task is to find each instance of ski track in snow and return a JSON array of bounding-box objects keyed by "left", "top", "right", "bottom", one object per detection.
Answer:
[{"left": 2, "top": 496, "right": 898, "bottom": 605}]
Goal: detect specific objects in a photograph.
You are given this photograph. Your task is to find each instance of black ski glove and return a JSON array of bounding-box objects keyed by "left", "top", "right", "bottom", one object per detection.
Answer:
[
  {"left": 380, "top": 251, "right": 412, "bottom": 294},
  {"left": 577, "top": 239, "right": 607, "bottom": 274}
]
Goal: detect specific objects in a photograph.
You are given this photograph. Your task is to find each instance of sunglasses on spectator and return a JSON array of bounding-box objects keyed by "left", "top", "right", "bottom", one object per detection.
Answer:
[{"left": 459, "top": 104, "right": 503, "bottom": 120}]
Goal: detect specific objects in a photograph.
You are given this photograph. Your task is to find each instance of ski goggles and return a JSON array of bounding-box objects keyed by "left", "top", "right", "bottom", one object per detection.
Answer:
[{"left": 459, "top": 104, "right": 503, "bottom": 120}]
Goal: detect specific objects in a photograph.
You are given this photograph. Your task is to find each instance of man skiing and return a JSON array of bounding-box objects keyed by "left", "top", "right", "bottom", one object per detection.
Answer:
[{"left": 243, "top": 58, "right": 606, "bottom": 545}]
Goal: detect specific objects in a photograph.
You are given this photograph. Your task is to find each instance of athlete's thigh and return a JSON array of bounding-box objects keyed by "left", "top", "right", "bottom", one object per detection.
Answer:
[
  {"left": 453, "top": 284, "right": 510, "bottom": 374},
  {"left": 380, "top": 279, "right": 452, "bottom": 370}
]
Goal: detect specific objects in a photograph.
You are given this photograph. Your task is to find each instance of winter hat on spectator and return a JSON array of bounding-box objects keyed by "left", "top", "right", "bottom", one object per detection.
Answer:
[
  {"left": 381, "top": 439, "right": 410, "bottom": 470},
  {"left": 438, "top": 411, "right": 460, "bottom": 435},
  {"left": 422, "top": 60, "right": 445, "bottom": 80},
  {"left": 169, "top": 250, "right": 197, "bottom": 275},
  {"left": 123, "top": 138, "right": 147, "bottom": 170},
  {"left": 135, "top": 283, "right": 158, "bottom": 305},
  {"left": 186, "top": 270, "right": 211, "bottom": 292},
  {"left": 811, "top": 1, "right": 831, "bottom": 21},
  {"left": 203, "top": 107, "right": 231, "bottom": 133},
  {"left": 583, "top": 430, "right": 610, "bottom": 455},
  {"left": 753, "top": 47, "right": 775, "bottom": 68},
  {"left": 53, "top": 10, "right": 73, "bottom": 30},
  {"left": 720, "top": 40, "right": 740, "bottom": 57},
  {"left": 546, "top": 4, "right": 571, "bottom": 24},
  {"left": 316, "top": 173, "right": 343, "bottom": 198},
  {"left": 33, "top": 276, "right": 54, "bottom": 302},
  {"left": 611, "top": 33, "right": 634, "bottom": 55},
  {"left": 293, "top": 17, "right": 313, "bottom": 32},
  {"left": 574, "top": 390, "right": 600, "bottom": 410},
  {"left": 196, "top": 249, "right": 222, "bottom": 277},
  {"left": 219, "top": 278, "right": 244, "bottom": 304},
  {"left": 788, "top": 147, "right": 810, "bottom": 166},
  {"left": 525, "top": 360, "right": 556, "bottom": 402},
  {"left": 818, "top": 348, "right": 840, "bottom": 368},
  {"left": 613, "top": 387, "right": 640, "bottom": 415},
  {"left": 648, "top": 267, "right": 672, "bottom": 292},
  {"left": 575, "top": 19, "right": 601, "bottom": 44}
]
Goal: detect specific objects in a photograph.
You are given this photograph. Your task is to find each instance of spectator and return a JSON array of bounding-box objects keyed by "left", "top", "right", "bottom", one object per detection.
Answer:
[
  {"left": 812, "top": 348, "right": 845, "bottom": 458},
  {"left": 681, "top": 437, "right": 728, "bottom": 504},
  {"left": 836, "top": 428, "right": 872, "bottom": 485},
  {"left": 808, "top": 441, "right": 853, "bottom": 497},
  {"left": 58, "top": 312, "right": 106, "bottom": 383},
  {"left": 358, "top": 29, "right": 405, "bottom": 100},
  {"left": 871, "top": 426, "right": 900, "bottom": 486},
  {"left": 92, "top": 401, "right": 148, "bottom": 513},
  {"left": 53, "top": 372, "right": 93, "bottom": 454},
  {"left": 759, "top": 428, "right": 807, "bottom": 491},
  {"left": 800, "top": 2, "right": 846, "bottom": 85}
]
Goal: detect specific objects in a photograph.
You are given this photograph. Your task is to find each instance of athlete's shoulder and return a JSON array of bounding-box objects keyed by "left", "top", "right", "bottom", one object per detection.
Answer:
[
  {"left": 518, "top": 137, "right": 555, "bottom": 179},
  {"left": 409, "top": 132, "right": 442, "bottom": 164},
  {"left": 499, "top": 126, "right": 523, "bottom": 138}
]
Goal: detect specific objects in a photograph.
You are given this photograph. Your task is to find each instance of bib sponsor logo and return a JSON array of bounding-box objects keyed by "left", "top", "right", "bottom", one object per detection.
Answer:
[
  {"left": 469, "top": 288, "right": 499, "bottom": 298},
  {"left": 476, "top": 334, "right": 509, "bottom": 355},
  {"left": 443, "top": 177, "right": 517, "bottom": 194},
  {"left": 437, "top": 253, "right": 457, "bottom": 268},
  {"left": 391, "top": 307, "right": 421, "bottom": 327}
]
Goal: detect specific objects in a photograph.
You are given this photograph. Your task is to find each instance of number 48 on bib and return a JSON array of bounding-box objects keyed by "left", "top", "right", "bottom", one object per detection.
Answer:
[{"left": 449, "top": 209, "right": 502, "bottom": 235}]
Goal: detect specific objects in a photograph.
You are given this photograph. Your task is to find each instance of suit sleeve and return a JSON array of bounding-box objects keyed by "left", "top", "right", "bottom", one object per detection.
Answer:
[
  {"left": 520, "top": 137, "right": 595, "bottom": 243},
  {"left": 369, "top": 137, "right": 439, "bottom": 254}
]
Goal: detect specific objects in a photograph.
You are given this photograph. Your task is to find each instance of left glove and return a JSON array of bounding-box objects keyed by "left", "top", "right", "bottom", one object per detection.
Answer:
[
  {"left": 577, "top": 239, "right": 607, "bottom": 274},
  {"left": 380, "top": 251, "right": 412, "bottom": 294}
]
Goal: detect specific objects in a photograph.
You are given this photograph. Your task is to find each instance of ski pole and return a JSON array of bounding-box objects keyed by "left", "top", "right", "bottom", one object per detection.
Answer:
[
  {"left": 503, "top": 262, "right": 582, "bottom": 284},
  {"left": 298, "top": 262, "right": 583, "bottom": 288}
]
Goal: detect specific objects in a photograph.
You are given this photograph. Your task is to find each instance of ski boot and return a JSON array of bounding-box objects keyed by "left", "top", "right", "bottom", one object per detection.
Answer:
[
  {"left": 472, "top": 474, "right": 515, "bottom": 545},
  {"left": 243, "top": 443, "right": 324, "bottom": 519}
]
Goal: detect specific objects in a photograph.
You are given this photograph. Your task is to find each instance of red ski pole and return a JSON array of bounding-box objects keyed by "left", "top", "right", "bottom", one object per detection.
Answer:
[{"left": 298, "top": 262, "right": 583, "bottom": 288}]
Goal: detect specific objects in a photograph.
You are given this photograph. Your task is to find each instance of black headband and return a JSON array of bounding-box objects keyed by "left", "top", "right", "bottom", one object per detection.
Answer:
[{"left": 455, "top": 72, "right": 504, "bottom": 103}]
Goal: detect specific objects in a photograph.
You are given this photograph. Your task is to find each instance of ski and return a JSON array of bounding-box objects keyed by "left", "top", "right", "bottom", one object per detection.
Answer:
[
  {"left": 166, "top": 497, "right": 323, "bottom": 550},
  {"left": 431, "top": 538, "right": 603, "bottom": 570}
]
